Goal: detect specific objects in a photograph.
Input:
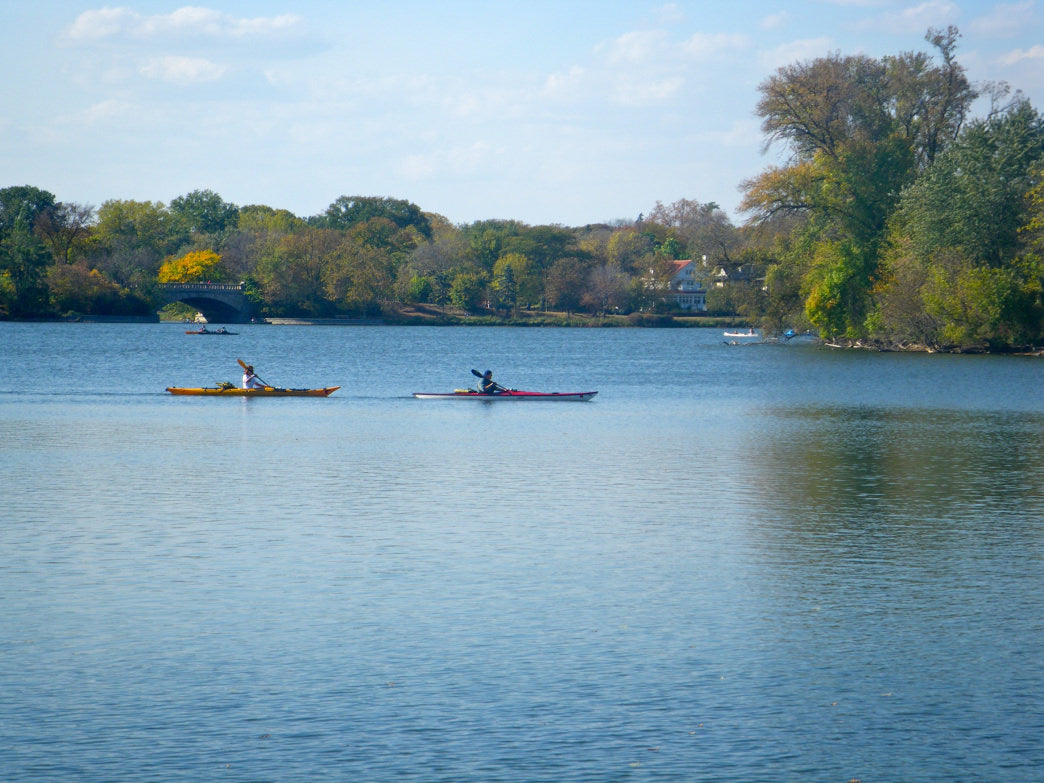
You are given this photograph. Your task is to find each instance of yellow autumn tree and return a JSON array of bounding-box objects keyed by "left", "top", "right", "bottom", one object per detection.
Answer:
[{"left": 157, "top": 249, "right": 225, "bottom": 283}]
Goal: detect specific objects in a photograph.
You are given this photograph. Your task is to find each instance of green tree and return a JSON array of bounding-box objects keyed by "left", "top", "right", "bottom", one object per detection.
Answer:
[
  {"left": 884, "top": 26, "right": 977, "bottom": 169},
  {"left": 742, "top": 30, "right": 977, "bottom": 338},
  {"left": 605, "top": 228, "right": 655, "bottom": 271},
  {"left": 402, "top": 228, "right": 474, "bottom": 305},
  {"left": 449, "top": 270, "right": 487, "bottom": 312},
  {"left": 0, "top": 270, "right": 15, "bottom": 317},
  {"left": 315, "top": 196, "right": 431, "bottom": 239},
  {"left": 876, "top": 100, "right": 1044, "bottom": 348},
  {"left": 405, "top": 275, "right": 433, "bottom": 303},
  {"left": 93, "top": 199, "right": 176, "bottom": 254},
  {"left": 323, "top": 242, "right": 393, "bottom": 315},
  {"left": 0, "top": 208, "right": 52, "bottom": 316},
  {"left": 491, "top": 259, "right": 518, "bottom": 313},
  {"left": 893, "top": 99, "right": 1044, "bottom": 269},
  {"left": 34, "top": 202, "right": 94, "bottom": 264},
  {"left": 47, "top": 262, "right": 148, "bottom": 316},
  {"left": 0, "top": 187, "right": 58, "bottom": 315},
  {"left": 252, "top": 229, "right": 343, "bottom": 316},
  {"left": 494, "top": 252, "right": 539, "bottom": 308},
  {"left": 90, "top": 199, "right": 178, "bottom": 288},
  {"left": 237, "top": 205, "right": 304, "bottom": 234},
  {"left": 462, "top": 220, "right": 520, "bottom": 270},
  {"left": 169, "top": 189, "right": 239, "bottom": 236},
  {"left": 0, "top": 185, "right": 55, "bottom": 242}
]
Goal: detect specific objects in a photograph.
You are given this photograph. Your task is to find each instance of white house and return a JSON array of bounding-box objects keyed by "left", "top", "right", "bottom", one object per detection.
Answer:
[{"left": 665, "top": 259, "right": 706, "bottom": 311}]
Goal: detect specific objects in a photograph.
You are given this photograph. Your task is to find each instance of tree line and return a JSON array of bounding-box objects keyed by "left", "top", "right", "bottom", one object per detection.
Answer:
[
  {"left": 0, "top": 185, "right": 749, "bottom": 323},
  {"left": 2, "top": 26, "right": 1041, "bottom": 350}
]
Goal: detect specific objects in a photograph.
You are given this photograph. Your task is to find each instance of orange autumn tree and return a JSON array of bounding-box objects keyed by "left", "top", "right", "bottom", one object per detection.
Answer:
[{"left": 157, "top": 249, "right": 226, "bottom": 283}]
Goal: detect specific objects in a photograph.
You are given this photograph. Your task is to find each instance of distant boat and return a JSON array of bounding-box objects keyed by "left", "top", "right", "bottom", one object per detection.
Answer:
[
  {"left": 724, "top": 328, "right": 809, "bottom": 345},
  {"left": 185, "top": 328, "right": 236, "bottom": 335}
]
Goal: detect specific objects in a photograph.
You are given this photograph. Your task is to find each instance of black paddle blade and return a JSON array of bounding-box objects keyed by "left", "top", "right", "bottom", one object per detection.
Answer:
[{"left": 471, "top": 368, "right": 484, "bottom": 378}]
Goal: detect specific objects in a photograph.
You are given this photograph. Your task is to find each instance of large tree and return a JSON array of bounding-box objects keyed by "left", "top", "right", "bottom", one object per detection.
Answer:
[
  {"left": 315, "top": 196, "right": 431, "bottom": 240},
  {"left": 645, "top": 198, "right": 738, "bottom": 266},
  {"left": 0, "top": 185, "right": 55, "bottom": 242},
  {"left": 169, "top": 189, "right": 239, "bottom": 236},
  {"left": 34, "top": 202, "right": 94, "bottom": 264},
  {"left": 89, "top": 199, "right": 176, "bottom": 288},
  {"left": 0, "top": 209, "right": 51, "bottom": 316},
  {"left": 742, "top": 28, "right": 976, "bottom": 338},
  {"left": 875, "top": 98, "right": 1044, "bottom": 348}
]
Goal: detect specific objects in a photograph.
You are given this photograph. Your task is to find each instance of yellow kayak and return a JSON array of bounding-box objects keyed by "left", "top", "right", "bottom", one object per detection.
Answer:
[{"left": 166, "top": 386, "right": 340, "bottom": 397}]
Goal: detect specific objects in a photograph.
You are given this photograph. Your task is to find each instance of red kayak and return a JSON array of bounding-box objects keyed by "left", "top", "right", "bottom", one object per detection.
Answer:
[{"left": 413, "top": 390, "right": 597, "bottom": 401}]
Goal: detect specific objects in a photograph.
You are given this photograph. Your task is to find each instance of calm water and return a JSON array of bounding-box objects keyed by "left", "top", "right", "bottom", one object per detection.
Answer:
[{"left": 1, "top": 323, "right": 1042, "bottom": 782}]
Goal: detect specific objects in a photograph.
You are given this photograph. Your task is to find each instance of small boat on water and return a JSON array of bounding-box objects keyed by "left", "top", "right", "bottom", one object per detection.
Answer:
[
  {"left": 724, "top": 328, "right": 807, "bottom": 346},
  {"left": 413, "top": 389, "right": 597, "bottom": 401},
  {"left": 185, "top": 328, "right": 236, "bottom": 335},
  {"left": 166, "top": 386, "right": 340, "bottom": 397}
]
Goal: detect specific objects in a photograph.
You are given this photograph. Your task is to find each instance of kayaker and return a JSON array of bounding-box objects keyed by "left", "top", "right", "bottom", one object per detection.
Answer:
[
  {"left": 242, "top": 364, "right": 263, "bottom": 389},
  {"left": 479, "top": 369, "right": 498, "bottom": 394}
]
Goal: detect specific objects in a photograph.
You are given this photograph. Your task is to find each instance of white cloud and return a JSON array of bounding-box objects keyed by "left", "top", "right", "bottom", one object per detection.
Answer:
[
  {"left": 612, "top": 76, "right": 685, "bottom": 107},
  {"left": 557, "top": 27, "right": 750, "bottom": 109},
  {"left": 760, "top": 12, "right": 791, "bottom": 31},
  {"left": 969, "top": 2, "right": 1036, "bottom": 38},
  {"left": 64, "top": 7, "right": 138, "bottom": 40},
  {"left": 542, "top": 66, "right": 588, "bottom": 100},
  {"left": 83, "top": 99, "right": 130, "bottom": 124},
  {"left": 654, "top": 3, "right": 686, "bottom": 25},
  {"left": 758, "top": 37, "right": 835, "bottom": 71},
  {"left": 681, "top": 32, "right": 750, "bottom": 61},
  {"left": 64, "top": 6, "right": 304, "bottom": 42},
  {"left": 599, "top": 29, "right": 747, "bottom": 66},
  {"left": 998, "top": 44, "right": 1044, "bottom": 64},
  {"left": 599, "top": 30, "right": 669, "bottom": 65},
  {"left": 398, "top": 142, "right": 495, "bottom": 180},
  {"left": 696, "top": 117, "right": 763, "bottom": 149},
  {"left": 140, "top": 56, "right": 227, "bottom": 84},
  {"left": 856, "top": 1, "right": 961, "bottom": 34},
  {"left": 398, "top": 153, "right": 436, "bottom": 180}
]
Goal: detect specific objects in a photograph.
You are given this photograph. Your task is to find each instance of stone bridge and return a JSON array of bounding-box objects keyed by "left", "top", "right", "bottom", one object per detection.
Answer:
[{"left": 157, "top": 283, "right": 255, "bottom": 323}]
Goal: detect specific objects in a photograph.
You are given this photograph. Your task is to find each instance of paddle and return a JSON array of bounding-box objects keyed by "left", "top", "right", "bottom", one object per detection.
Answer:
[
  {"left": 237, "top": 358, "right": 272, "bottom": 388},
  {"left": 470, "top": 368, "right": 512, "bottom": 393}
]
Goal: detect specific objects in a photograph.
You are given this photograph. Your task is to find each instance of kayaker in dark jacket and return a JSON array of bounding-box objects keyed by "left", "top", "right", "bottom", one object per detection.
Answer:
[{"left": 480, "top": 369, "right": 498, "bottom": 394}]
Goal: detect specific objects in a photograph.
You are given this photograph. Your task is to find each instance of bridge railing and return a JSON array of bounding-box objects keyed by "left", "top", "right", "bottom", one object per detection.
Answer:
[{"left": 158, "top": 282, "right": 246, "bottom": 292}]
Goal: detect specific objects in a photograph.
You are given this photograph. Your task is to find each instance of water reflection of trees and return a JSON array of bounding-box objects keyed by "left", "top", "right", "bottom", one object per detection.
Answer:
[{"left": 746, "top": 406, "right": 1043, "bottom": 555}]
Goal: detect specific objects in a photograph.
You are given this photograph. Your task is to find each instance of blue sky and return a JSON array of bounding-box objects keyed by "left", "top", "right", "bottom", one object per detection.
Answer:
[{"left": 2, "top": 1, "right": 1042, "bottom": 226}]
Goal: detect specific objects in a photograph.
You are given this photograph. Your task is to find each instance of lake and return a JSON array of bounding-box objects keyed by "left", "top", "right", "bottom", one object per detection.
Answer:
[{"left": 1, "top": 322, "right": 1041, "bottom": 782}]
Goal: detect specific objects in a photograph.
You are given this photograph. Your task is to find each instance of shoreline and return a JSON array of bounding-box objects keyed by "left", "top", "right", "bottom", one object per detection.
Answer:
[{"left": 7, "top": 315, "right": 1039, "bottom": 353}]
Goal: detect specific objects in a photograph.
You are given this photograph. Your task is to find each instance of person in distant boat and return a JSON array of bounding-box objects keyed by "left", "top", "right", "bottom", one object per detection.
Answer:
[
  {"left": 216, "top": 327, "right": 228, "bottom": 334},
  {"left": 479, "top": 369, "right": 498, "bottom": 394},
  {"left": 242, "top": 364, "right": 263, "bottom": 389},
  {"left": 199, "top": 325, "right": 208, "bottom": 333}
]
